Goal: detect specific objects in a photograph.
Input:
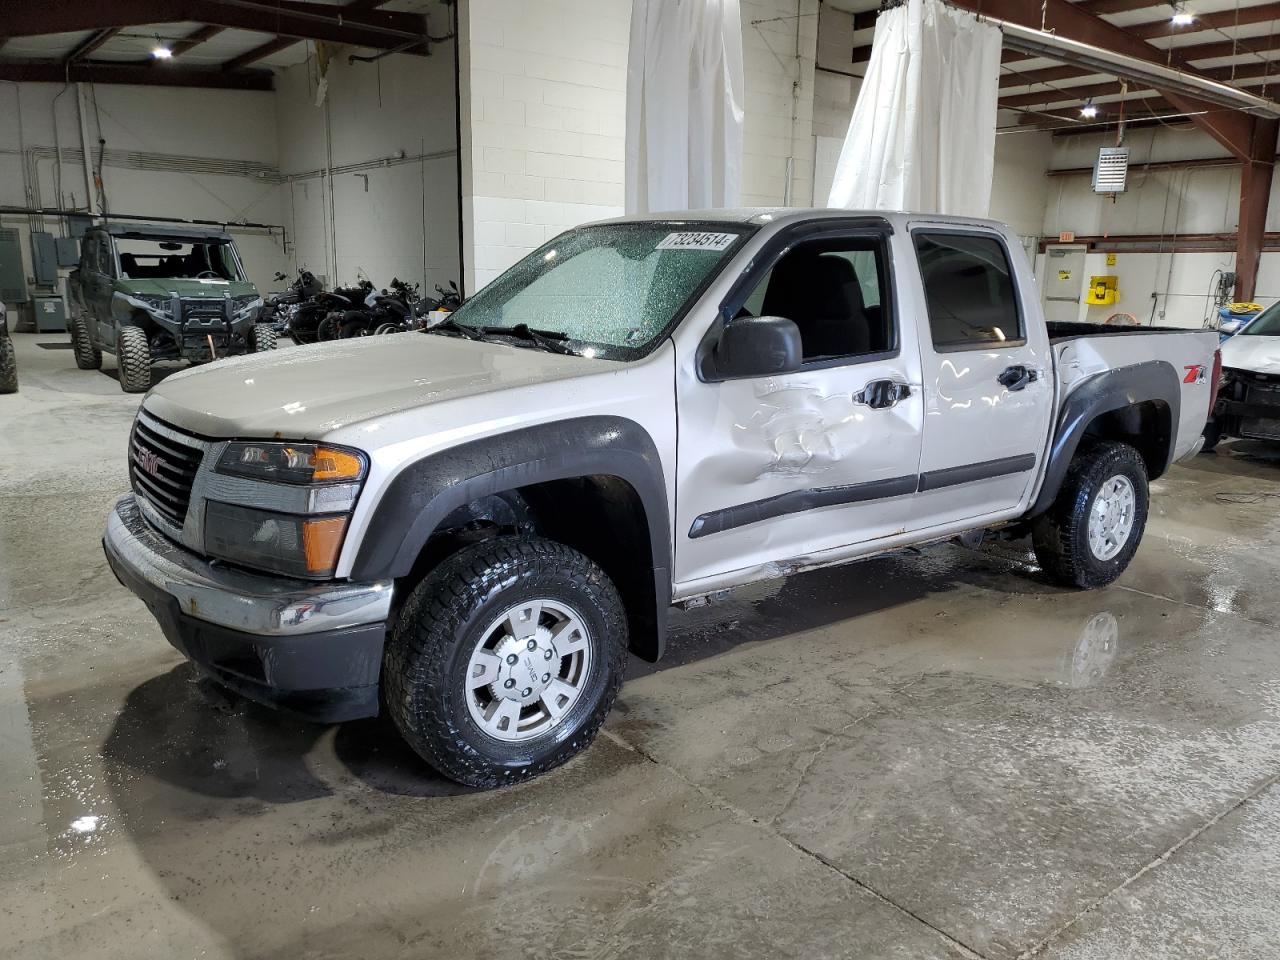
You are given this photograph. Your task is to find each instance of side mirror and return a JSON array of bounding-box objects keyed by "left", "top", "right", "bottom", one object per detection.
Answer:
[{"left": 711, "top": 315, "right": 802, "bottom": 379}]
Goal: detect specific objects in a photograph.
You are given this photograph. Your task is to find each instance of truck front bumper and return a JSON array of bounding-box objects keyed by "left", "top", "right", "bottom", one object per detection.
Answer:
[{"left": 103, "top": 494, "right": 393, "bottom": 722}]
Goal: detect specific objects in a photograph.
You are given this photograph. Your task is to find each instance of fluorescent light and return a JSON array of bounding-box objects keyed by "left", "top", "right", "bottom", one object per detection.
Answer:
[
  {"left": 1080, "top": 101, "right": 1099, "bottom": 118},
  {"left": 1171, "top": 10, "right": 1195, "bottom": 26},
  {"left": 152, "top": 44, "right": 173, "bottom": 59}
]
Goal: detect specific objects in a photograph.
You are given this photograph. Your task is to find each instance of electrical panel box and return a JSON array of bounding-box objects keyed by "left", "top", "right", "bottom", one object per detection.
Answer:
[
  {"left": 33, "top": 295, "right": 68, "bottom": 332},
  {"left": 1086, "top": 275, "right": 1119, "bottom": 306},
  {"left": 0, "top": 228, "right": 29, "bottom": 304},
  {"left": 55, "top": 236, "right": 81, "bottom": 267},
  {"left": 31, "top": 231, "right": 59, "bottom": 285},
  {"left": 1092, "top": 147, "right": 1129, "bottom": 194}
]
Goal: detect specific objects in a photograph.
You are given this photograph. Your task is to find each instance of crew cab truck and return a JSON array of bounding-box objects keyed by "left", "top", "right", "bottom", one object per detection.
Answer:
[
  {"left": 102, "top": 209, "right": 1219, "bottom": 788},
  {"left": 68, "top": 224, "right": 275, "bottom": 393}
]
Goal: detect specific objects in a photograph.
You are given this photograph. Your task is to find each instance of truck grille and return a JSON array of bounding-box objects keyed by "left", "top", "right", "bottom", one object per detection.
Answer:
[{"left": 129, "top": 414, "right": 205, "bottom": 528}]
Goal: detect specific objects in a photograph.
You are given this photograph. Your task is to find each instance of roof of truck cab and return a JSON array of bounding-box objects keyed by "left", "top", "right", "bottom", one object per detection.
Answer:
[
  {"left": 586, "top": 207, "right": 1013, "bottom": 232},
  {"left": 94, "top": 223, "right": 235, "bottom": 242}
]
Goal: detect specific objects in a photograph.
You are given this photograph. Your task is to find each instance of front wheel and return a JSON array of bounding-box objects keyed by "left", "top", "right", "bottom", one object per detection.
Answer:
[
  {"left": 116, "top": 326, "right": 152, "bottom": 394},
  {"left": 384, "top": 537, "right": 627, "bottom": 789},
  {"left": 1032, "top": 441, "right": 1149, "bottom": 589},
  {"left": 0, "top": 335, "right": 16, "bottom": 393},
  {"left": 248, "top": 323, "right": 278, "bottom": 352}
]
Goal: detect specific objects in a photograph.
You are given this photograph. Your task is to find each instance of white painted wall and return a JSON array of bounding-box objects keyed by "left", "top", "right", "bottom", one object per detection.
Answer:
[
  {"left": 457, "top": 0, "right": 822, "bottom": 292},
  {"left": 0, "top": 81, "right": 288, "bottom": 307},
  {"left": 1041, "top": 127, "right": 1280, "bottom": 328},
  {"left": 273, "top": 42, "right": 461, "bottom": 297}
]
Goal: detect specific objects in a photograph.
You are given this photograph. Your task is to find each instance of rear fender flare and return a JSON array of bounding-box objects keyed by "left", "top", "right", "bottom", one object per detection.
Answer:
[{"left": 1030, "top": 360, "right": 1181, "bottom": 516}]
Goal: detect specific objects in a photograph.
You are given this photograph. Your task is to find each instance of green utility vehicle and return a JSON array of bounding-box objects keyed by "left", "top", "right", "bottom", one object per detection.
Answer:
[{"left": 68, "top": 224, "right": 275, "bottom": 393}]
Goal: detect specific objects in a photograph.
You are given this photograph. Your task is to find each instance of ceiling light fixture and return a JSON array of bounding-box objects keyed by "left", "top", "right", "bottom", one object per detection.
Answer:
[
  {"left": 1170, "top": 3, "right": 1194, "bottom": 26},
  {"left": 1080, "top": 100, "right": 1099, "bottom": 119},
  {"left": 152, "top": 35, "right": 173, "bottom": 59}
]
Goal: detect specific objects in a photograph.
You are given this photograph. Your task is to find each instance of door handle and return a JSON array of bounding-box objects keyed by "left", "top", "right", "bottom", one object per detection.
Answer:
[
  {"left": 998, "top": 365, "right": 1040, "bottom": 391},
  {"left": 853, "top": 380, "right": 912, "bottom": 410}
]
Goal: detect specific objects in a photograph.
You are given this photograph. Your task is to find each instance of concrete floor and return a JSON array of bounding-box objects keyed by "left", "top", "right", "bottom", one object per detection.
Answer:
[{"left": 3, "top": 331, "right": 1280, "bottom": 959}]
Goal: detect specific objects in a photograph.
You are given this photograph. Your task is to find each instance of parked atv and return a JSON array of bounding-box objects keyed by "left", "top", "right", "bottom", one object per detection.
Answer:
[
  {"left": 67, "top": 224, "right": 273, "bottom": 393},
  {"left": 0, "top": 301, "right": 17, "bottom": 394}
]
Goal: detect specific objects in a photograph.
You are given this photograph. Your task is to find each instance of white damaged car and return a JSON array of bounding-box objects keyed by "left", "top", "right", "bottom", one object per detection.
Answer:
[{"left": 1206, "top": 300, "right": 1280, "bottom": 450}]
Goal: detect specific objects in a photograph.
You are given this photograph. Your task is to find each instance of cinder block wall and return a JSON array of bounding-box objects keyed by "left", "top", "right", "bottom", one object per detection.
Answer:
[{"left": 457, "top": 0, "right": 821, "bottom": 293}]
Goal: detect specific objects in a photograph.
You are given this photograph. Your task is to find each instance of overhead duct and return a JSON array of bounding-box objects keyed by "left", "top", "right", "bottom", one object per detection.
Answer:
[{"left": 991, "top": 19, "right": 1280, "bottom": 119}]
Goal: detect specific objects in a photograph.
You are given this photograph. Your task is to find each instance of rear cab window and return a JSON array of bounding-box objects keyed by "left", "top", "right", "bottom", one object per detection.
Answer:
[{"left": 913, "top": 232, "right": 1023, "bottom": 350}]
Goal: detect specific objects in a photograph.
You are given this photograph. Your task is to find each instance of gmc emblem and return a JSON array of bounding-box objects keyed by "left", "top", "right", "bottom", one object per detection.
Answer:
[{"left": 136, "top": 449, "right": 166, "bottom": 478}]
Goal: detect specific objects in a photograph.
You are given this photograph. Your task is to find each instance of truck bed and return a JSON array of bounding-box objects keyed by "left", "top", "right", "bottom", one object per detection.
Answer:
[{"left": 1047, "top": 320, "right": 1191, "bottom": 343}]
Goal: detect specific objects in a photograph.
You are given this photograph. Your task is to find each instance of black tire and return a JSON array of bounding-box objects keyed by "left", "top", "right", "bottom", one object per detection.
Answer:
[
  {"left": 384, "top": 537, "right": 627, "bottom": 789},
  {"left": 1032, "top": 441, "right": 1149, "bottom": 589},
  {"left": 0, "top": 335, "right": 16, "bottom": 394},
  {"left": 116, "top": 325, "right": 152, "bottom": 394},
  {"left": 1201, "top": 418, "right": 1223, "bottom": 453},
  {"left": 70, "top": 315, "right": 102, "bottom": 370},
  {"left": 373, "top": 322, "right": 400, "bottom": 336},
  {"left": 248, "top": 323, "right": 278, "bottom": 352},
  {"left": 316, "top": 314, "right": 339, "bottom": 342}
]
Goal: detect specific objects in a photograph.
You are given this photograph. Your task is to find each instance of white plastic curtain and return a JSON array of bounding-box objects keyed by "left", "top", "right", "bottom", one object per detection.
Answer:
[
  {"left": 827, "top": 0, "right": 1001, "bottom": 217},
  {"left": 626, "top": 0, "right": 745, "bottom": 214}
]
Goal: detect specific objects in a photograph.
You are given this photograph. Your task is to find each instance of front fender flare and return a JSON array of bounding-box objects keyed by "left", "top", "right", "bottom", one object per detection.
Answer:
[{"left": 350, "top": 416, "right": 672, "bottom": 659}]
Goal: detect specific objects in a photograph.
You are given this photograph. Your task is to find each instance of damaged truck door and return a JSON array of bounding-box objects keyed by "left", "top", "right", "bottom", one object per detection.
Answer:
[{"left": 676, "top": 222, "right": 925, "bottom": 586}]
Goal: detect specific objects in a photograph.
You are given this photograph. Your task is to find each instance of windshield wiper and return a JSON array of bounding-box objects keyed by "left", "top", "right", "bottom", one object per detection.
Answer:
[
  {"left": 484, "top": 323, "right": 578, "bottom": 355},
  {"left": 423, "top": 316, "right": 484, "bottom": 341}
]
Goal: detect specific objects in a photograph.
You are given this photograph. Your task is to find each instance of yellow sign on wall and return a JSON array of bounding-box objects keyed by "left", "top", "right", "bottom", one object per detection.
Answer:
[
  {"left": 1058, "top": 270, "right": 1071, "bottom": 280},
  {"left": 1106, "top": 253, "right": 1117, "bottom": 266}
]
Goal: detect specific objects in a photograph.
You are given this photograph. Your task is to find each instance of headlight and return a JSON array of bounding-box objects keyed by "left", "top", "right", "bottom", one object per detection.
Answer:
[
  {"left": 205, "top": 502, "right": 348, "bottom": 579},
  {"left": 216, "top": 441, "right": 366, "bottom": 484},
  {"left": 233, "top": 295, "right": 264, "bottom": 315},
  {"left": 206, "top": 441, "right": 367, "bottom": 578},
  {"left": 134, "top": 294, "right": 172, "bottom": 313}
]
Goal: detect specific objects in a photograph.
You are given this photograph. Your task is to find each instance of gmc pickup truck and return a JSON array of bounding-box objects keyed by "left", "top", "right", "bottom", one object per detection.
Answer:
[{"left": 103, "top": 209, "right": 1220, "bottom": 788}]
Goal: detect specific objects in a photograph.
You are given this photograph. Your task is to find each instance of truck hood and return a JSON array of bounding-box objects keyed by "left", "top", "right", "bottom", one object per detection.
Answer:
[
  {"left": 118, "top": 278, "right": 259, "bottom": 299},
  {"left": 1221, "top": 334, "right": 1280, "bottom": 375},
  {"left": 142, "top": 334, "right": 604, "bottom": 438}
]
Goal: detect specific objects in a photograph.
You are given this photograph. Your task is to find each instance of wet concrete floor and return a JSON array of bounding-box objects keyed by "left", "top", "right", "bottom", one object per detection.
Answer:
[{"left": 2, "top": 332, "right": 1279, "bottom": 959}]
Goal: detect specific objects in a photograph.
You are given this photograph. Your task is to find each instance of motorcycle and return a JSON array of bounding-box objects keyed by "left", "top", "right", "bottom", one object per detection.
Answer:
[
  {"left": 323, "top": 278, "right": 420, "bottom": 339},
  {"left": 293, "top": 278, "right": 375, "bottom": 344},
  {"left": 262, "top": 268, "right": 323, "bottom": 334}
]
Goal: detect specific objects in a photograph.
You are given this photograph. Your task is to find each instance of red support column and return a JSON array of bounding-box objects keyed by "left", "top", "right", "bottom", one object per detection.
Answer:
[{"left": 1236, "top": 119, "right": 1278, "bottom": 302}]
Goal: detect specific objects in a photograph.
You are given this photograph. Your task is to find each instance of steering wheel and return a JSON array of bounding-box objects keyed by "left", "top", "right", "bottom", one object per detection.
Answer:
[{"left": 195, "top": 270, "right": 220, "bottom": 279}]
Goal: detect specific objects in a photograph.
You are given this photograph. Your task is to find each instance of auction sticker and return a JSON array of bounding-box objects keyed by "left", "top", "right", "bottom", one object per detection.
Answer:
[{"left": 656, "top": 232, "right": 737, "bottom": 252}]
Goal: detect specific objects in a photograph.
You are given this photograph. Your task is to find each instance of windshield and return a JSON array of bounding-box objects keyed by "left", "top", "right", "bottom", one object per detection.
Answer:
[
  {"left": 1241, "top": 301, "right": 1280, "bottom": 337},
  {"left": 447, "top": 222, "right": 753, "bottom": 358},
  {"left": 114, "top": 236, "right": 243, "bottom": 281}
]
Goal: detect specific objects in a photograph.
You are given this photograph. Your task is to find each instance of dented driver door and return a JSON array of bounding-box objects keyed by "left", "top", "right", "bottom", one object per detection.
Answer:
[{"left": 671, "top": 224, "right": 925, "bottom": 592}]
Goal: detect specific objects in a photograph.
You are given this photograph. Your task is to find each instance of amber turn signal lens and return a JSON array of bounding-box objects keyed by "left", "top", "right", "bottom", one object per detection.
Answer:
[
  {"left": 312, "top": 447, "right": 364, "bottom": 482},
  {"left": 302, "top": 516, "right": 348, "bottom": 574}
]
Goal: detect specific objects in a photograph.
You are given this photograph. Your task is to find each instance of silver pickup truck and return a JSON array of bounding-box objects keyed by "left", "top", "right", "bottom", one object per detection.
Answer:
[{"left": 103, "top": 209, "right": 1220, "bottom": 788}]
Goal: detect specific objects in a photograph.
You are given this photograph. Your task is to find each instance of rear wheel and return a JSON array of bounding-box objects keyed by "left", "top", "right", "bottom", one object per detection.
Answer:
[
  {"left": 384, "top": 537, "right": 627, "bottom": 789},
  {"left": 316, "top": 314, "right": 339, "bottom": 342},
  {"left": 1032, "top": 441, "right": 1149, "bottom": 589},
  {"left": 116, "top": 326, "right": 152, "bottom": 394},
  {"left": 70, "top": 315, "right": 102, "bottom": 370},
  {"left": 0, "top": 335, "right": 16, "bottom": 393},
  {"left": 248, "top": 323, "right": 277, "bottom": 352},
  {"left": 373, "top": 322, "right": 401, "bottom": 335}
]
